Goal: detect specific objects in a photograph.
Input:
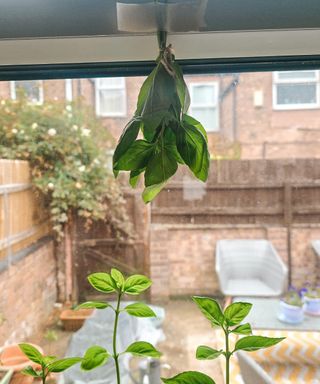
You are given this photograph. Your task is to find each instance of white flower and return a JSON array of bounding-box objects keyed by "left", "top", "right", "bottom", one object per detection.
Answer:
[
  {"left": 67, "top": 113, "right": 73, "bottom": 119},
  {"left": 75, "top": 182, "right": 82, "bottom": 189},
  {"left": 78, "top": 165, "right": 86, "bottom": 172},
  {"left": 1, "top": 100, "right": 6, "bottom": 105},
  {"left": 93, "top": 158, "right": 100, "bottom": 165},
  {"left": 12, "top": 128, "right": 18, "bottom": 134},
  {"left": 66, "top": 105, "right": 72, "bottom": 112},
  {"left": 48, "top": 128, "right": 57, "bottom": 136},
  {"left": 81, "top": 128, "right": 91, "bottom": 137},
  {"left": 31, "top": 123, "right": 38, "bottom": 130},
  {"left": 47, "top": 182, "right": 54, "bottom": 190},
  {"left": 20, "top": 130, "right": 24, "bottom": 134},
  {"left": 72, "top": 124, "right": 78, "bottom": 131}
]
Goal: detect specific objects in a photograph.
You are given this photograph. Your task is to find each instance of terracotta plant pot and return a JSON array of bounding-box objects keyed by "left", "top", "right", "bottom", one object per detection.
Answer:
[
  {"left": 60, "top": 308, "right": 94, "bottom": 331},
  {"left": 0, "top": 344, "right": 43, "bottom": 372}
]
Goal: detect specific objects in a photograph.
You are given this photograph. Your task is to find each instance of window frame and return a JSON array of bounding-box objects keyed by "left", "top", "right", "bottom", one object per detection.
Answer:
[
  {"left": 10, "top": 80, "right": 44, "bottom": 104},
  {"left": 95, "top": 77, "right": 127, "bottom": 117},
  {"left": 272, "top": 70, "right": 320, "bottom": 110},
  {"left": 189, "top": 81, "right": 219, "bottom": 133}
]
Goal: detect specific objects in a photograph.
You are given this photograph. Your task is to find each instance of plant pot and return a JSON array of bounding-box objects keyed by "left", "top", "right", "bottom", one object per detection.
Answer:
[
  {"left": 60, "top": 308, "right": 94, "bottom": 331},
  {"left": 278, "top": 301, "right": 304, "bottom": 324},
  {"left": 0, "top": 344, "right": 43, "bottom": 372},
  {"left": 303, "top": 296, "right": 320, "bottom": 316}
]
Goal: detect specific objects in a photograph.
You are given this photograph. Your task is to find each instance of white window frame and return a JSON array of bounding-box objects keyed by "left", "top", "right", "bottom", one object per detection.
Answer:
[
  {"left": 189, "top": 82, "right": 219, "bottom": 132},
  {"left": 273, "top": 70, "right": 320, "bottom": 110},
  {"left": 95, "top": 77, "right": 127, "bottom": 117},
  {"left": 10, "top": 80, "right": 44, "bottom": 104},
  {"left": 65, "top": 79, "right": 73, "bottom": 102}
]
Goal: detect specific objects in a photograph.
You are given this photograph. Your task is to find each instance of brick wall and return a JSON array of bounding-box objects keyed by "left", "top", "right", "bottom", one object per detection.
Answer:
[
  {"left": 150, "top": 224, "right": 320, "bottom": 300},
  {"left": 0, "top": 239, "right": 57, "bottom": 345}
]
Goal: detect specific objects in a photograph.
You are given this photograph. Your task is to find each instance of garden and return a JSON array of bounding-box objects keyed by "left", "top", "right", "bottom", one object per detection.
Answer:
[{"left": 1, "top": 25, "right": 320, "bottom": 384}]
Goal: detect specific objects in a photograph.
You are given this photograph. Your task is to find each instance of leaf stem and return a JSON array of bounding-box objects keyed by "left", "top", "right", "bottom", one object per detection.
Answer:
[
  {"left": 113, "top": 292, "right": 122, "bottom": 384},
  {"left": 224, "top": 328, "right": 230, "bottom": 384}
]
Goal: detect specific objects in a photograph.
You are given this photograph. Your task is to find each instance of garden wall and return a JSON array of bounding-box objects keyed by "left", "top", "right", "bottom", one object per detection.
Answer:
[
  {"left": 150, "top": 159, "right": 320, "bottom": 300},
  {"left": 0, "top": 160, "right": 56, "bottom": 345}
]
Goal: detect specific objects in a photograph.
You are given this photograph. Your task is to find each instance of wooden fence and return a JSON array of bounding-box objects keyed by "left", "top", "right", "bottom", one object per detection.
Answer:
[
  {"left": 152, "top": 159, "right": 320, "bottom": 227},
  {"left": 0, "top": 160, "right": 51, "bottom": 262}
]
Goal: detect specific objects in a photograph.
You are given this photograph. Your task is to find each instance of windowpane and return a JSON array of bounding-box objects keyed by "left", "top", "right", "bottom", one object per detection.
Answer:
[
  {"left": 192, "top": 84, "right": 216, "bottom": 105},
  {"left": 192, "top": 107, "right": 218, "bottom": 132},
  {"left": 277, "top": 83, "right": 317, "bottom": 105},
  {"left": 98, "top": 78, "right": 124, "bottom": 88},
  {"left": 277, "top": 71, "right": 317, "bottom": 80},
  {"left": 99, "top": 89, "right": 125, "bottom": 115},
  {"left": 14, "top": 80, "right": 42, "bottom": 103}
]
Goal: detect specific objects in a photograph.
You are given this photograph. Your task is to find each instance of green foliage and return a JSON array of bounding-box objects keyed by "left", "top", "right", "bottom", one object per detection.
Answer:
[
  {"left": 19, "top": 343, "right": 82, "bottom": 383},
  {"left": 77, "top": 268, "right": 161, "bottom": 384},
  {"left": 0, "top": 96, "right": 131, "bottom": 239},
  {"left": 113, "top": 44, "right": 210, "bottom": 202},
  {"left": 162, "top": 371, "right": 216, "bottom": 384},
  {"left": 162, "top": 299, "right": 285, "bottom": 384}
]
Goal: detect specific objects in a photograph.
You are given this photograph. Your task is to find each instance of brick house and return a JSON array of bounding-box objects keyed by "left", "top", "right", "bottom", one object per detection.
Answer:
[{"left": 1, "top": 69, "right": 320, "bottom": 159}]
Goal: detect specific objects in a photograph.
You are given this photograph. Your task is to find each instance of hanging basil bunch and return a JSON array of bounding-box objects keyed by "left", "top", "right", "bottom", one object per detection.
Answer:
[{"left": 113, "top": 43, "right": 210, "bottom": 203}]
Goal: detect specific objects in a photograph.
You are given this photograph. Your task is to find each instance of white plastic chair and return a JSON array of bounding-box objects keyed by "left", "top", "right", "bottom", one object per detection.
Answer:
[
  {"left": 216, "top": 239, "right": 288, "bottom": 297},
  {"left": 237, "top": 351, "right": 275, "bottom": 384}
]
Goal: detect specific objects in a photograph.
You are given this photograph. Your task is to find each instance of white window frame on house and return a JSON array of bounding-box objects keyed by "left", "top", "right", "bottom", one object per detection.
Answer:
[
  {"left": 10, "top": 80, "right": 44, "bottom": 104},
  {"left": 273, "top": 70, "right": 320, "bottom": 110},
  {"left": 189, "top": 82, "right": 219, "bottom": 133},
  {"left": 65, "top": 79, "right": 73, "bottom": 102},
  {"left": 95, "top": 77, "right": 127, "bottom": 117}
]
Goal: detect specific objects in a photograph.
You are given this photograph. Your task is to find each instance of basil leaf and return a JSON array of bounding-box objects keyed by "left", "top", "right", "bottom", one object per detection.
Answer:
[
  {"left": 235, "top": 336, "right": 285, "bottom": 352},
  {"left": 162, "top": 371, "right": 216, "bottom": 384},
  {"left": 114, "top": 140, "right": 154, "bottom": 171},
  {"left": 224, "top": 302, "right": 252, "bottom": 326},
  {"left": 125, "top": 341, "right": 161, "bottom": 358}
]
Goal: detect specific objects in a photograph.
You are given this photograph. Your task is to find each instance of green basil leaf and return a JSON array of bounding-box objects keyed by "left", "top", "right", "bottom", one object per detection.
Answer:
[
  {"left": 183, "top": 114, "right": 208, "bottom": 140},
  {"left": 75, "top": 301, "right": 109, "bottom": 310},
  {"left": 234, "top": 336, "right": 285, "bottom": 352},
  {"left": 87, "top": 273, "right": 117, "bottom": 293},
  {"left": 19, "top": 344, "right": 44, "bottom": 365},
  {"left": 42, "top": 356, "right": 57, "bottom": 365},
  {"left": 114, "top": 140, "right": 154, "bottom": 171},
  {"left": 124, "top": 274, "right": 152, "bottom": 295},
  {"left": 231, "top": 323, "right": 252, "bottom": 335},
  {"left": 172, "top": 62, "right": 190, "bottom": 114},
  {"left": 162, "top": 371, "right": 216, "bottom": 384},
  {"left": 176, "top": 123, "right": 209, "bottom": 182},
  {"left": 136, "top": 65, "right": 158, "bottom": 116},
  {"left": 196, "top": 346, "right": 223, "bottom": 360},
  {"left": 125, "top": 341, "right": 161, "bottom": 358},
  {"left": 124, "top": 302, "right": 156, "bottom": 318},
  {"left": 142, "top": 63, "right": 179, "bottom": 116},
  {"left": 224, "top": 302, "right": 252, "bottom": 326},
  {"left": 142, "top": 182, "right": 167, "bottom": 203},
  {"left": 145, "top": 141, "right": 178, "bottom": 186},
  {"left": 142, "top": 111, "right": 170, "bottom": 142},
  {"left": 111, "top": 268, "right": 125, "bottom": 290},
  {"left": 48, "top": 357, "right": 82, "bottom": 373},
  {"left": 81, "top": 346, "right": 110, "bottom": 371},
  {"left": 192, "top": 297, "right": 224, "bottom": 326},
  {"left": 21, "top": 366, "right": 41, "bottom": 378},
  {"left": 113, "top": 118, "right": 142, "bottom": 175},
  {"left": 130, "top": 168, "right": 145, "bottom": 188}
]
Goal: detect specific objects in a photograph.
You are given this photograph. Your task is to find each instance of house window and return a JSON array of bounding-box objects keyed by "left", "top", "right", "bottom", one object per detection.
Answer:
[
  {"left": 11, "top": 80, "right": 43, "bottom": 104},
  {"left": 95, "top": 78, "right": 127, "bottom": 117},
  {"left": 273, "top": 70, "right": 319, "bottom": 110},
  {"left": 189, "top": 83, "right": 219, "bottom": 132}
]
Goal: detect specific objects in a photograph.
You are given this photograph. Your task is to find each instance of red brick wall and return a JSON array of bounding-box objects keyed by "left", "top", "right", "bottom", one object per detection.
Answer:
[
  {"left": 0, "top": 240, "right": 57, "bottom": 345},
  {"left": 150, "top": 224, "right": 319, "bottom": 300}
]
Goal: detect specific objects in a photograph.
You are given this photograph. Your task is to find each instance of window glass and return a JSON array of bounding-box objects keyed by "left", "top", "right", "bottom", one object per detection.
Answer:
[
  {"left": 11, "top": 80, "right": 43, "bottom": 103},
  {"left": 96, "top": 77, "right": 126, "bottom": 117},
  {"left": 190, "top": 83, "right": 219, "bottom": 132}
]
